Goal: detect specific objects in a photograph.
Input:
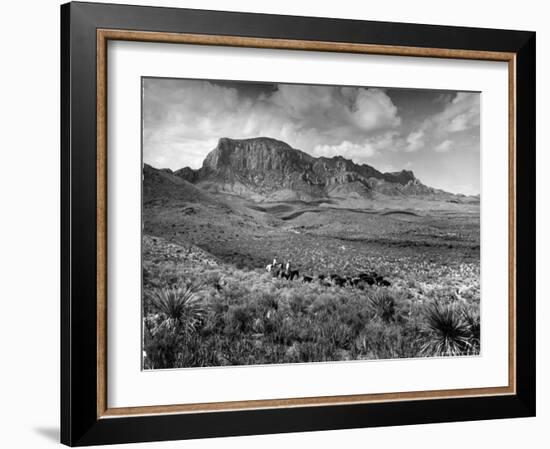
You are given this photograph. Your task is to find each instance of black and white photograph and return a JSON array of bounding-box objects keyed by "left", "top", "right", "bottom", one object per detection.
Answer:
[
  {"left": 0, "top": 0, "right": 542, "bottom": 446},
  {"left": 141, "top": 77, "right": 481, "bottom": 369}
]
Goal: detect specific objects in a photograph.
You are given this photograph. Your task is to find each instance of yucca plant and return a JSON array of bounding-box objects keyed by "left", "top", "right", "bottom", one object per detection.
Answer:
[
  {"left": 461, "top": 306, "right": 481, "bottom": 354},
  {"left": 420, "top": 302, "right": 472, "bottom": 357},
  {"left": 368, "top": 291, "right": 396, "bottom": 323},
  {"left": 148, "top": 283, "right": 206, "bottom": 334}
]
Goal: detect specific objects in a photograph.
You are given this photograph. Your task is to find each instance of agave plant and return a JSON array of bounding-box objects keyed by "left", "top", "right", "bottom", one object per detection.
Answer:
[
  {"left": 420, "top": 302, "right": 472, "bottom": 357},
  {"left": 147, "top": 283, "right": 206, "bottom": 334}
]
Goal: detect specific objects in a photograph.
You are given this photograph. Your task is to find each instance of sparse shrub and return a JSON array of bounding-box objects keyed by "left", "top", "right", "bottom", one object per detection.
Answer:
[
  {"left": 308, "top": 293, "right": 339, "bottom": 314},
  {"left": 203, "top": 270, "right": 223, "bottom": 288},
  {"left": 252, "top": 317, "right": 265, "bottom": 333},
  {"left": 143, "top": 313, "right": 180, "bottom": 368},
  {"left": 292, "top": 341, "right": 339, "bottom": 362},
  {"left": 288, "top": 293, "right": 308, "bottom": 315},
  {"left": 272, "top": 316, "right": 301, "bottom": 345},
  {"left": 262, "top": 308, "right": 283, "bottom": 336},
  {"left": 258, "top": 291, "right": 279, "bottom": 311},
  {"left": 350, "top": 319, "right": 418, "bottom": 360},
  {"left": 326, "top": 321, "right": 355, "bottom": 349},
  {"left": 225, "top": 304, "right": 255, "bottom": 334}
]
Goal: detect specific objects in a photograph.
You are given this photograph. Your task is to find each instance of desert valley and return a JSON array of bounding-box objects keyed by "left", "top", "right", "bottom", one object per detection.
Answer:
[{"left": 142, "top": 137, "right": 480, "bottom": 368}]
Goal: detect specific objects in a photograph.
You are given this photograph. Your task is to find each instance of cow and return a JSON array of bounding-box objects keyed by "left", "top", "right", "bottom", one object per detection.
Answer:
[
  {"left": 302, "top": 275, "right": 313, "bottom": 283},
  {"left": 358, "top": 273, "right": 376, "bottom": 286},
  {"left": 327, "top": 274, "right": 347, "bottom": 287},
  {"left": 317, "top": 274, "right": 331, "bottom": 287},
  {"left": 332, "top": 276, "right": 347, "bottom": 287},
  {"left": 346, "top": 276, "right": 360, "bottom": 287}
]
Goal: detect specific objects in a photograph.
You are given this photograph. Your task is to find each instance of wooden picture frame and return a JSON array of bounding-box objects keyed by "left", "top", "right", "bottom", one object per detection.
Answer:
[{"left": 61, "top": 1, "right": 535, "bottom": 446}]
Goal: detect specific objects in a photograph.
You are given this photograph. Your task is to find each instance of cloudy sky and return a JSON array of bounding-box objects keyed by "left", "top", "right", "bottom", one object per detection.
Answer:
[{"left": 143, "top": 77, "right": 480, "bottom": 195}]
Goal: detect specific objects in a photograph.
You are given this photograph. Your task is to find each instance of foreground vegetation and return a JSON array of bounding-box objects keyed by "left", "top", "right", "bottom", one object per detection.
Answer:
[{"left": 142, "top": 237, "right": 480, "bottom": 369}]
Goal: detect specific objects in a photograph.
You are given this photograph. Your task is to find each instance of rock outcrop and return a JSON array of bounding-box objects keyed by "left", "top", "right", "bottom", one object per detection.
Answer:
[{"left": 170, "top": 137, "right": 460, "bottom": 201}]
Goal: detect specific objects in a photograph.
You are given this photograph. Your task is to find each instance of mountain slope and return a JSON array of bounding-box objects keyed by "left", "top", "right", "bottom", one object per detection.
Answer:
[
  {"left": 172, "top": 137, "right": 469, "bottom": 202},
  {"left": 143, "top": 163, "right": 222, "bottom": 206}
]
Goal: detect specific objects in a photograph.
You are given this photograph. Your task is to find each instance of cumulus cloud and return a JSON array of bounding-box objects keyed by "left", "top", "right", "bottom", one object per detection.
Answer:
[
  {"left": 142, "top": 79, "right": 480, "bottom": 196},
  {"left": 436, "top": 92, "right": 480, "bottom": 133},
  {"left": 435, "top": 140, "right": 453, "bottom": 153},
  {"left": 268, "top": 85, "right": 401, "bottom": 133},
  {"left": 143, "top": 79, "right": 402, "bottom": 169},
  {"left": 405, "top": 130, "right": 425, "bottom": 152},
  {"left": 346, "top": 88, "right": 402, "bottom": 131},
  {"left": 400, "top": 91, "right": 479, "bottom": 156},
  {"left": 313, "top": 132, "right": 399, "bottom": 163},
  {"left": 447, "top": 108, "right": 479, "bottom": 132},
  {"left": 314, "top": 141, "right": 376, "bottom": 160}
]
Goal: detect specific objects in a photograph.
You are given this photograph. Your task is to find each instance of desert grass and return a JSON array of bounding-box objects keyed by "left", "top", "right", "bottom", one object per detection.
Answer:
[{"left": 142, "top": 258, "right": 480, "bottom": 369}]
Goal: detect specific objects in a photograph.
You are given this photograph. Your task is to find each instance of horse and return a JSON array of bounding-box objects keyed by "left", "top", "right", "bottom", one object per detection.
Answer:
[
  {"left": 272, "top": 263, "right": 284, "bottom": 278},
  {"left": 289, "top": 269, "right": 300, "bottom": 280}
]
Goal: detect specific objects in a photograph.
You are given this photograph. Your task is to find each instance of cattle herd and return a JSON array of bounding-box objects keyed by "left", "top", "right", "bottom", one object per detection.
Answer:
[{"left": 266, "top": 262, "right": 391, "bottom": 288}]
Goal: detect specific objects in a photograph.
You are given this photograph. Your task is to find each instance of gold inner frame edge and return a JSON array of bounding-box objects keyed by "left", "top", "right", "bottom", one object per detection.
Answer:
[{"left": 96, "top": 28, "right": 517, "bottom": 419}]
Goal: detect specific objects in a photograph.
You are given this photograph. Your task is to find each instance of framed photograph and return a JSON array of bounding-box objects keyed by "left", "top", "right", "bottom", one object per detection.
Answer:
[{"left": 61, "top": 1, "right": 536, "bottom": 446}]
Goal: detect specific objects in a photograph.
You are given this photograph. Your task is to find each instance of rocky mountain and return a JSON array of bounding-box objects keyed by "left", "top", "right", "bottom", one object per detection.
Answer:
[{"left": 168, "top": 137, "right": 466, "bottom": 202}]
